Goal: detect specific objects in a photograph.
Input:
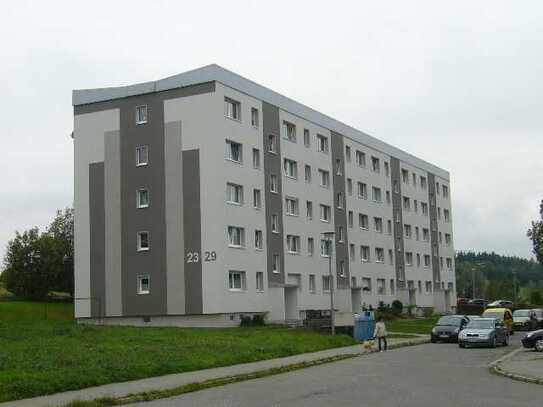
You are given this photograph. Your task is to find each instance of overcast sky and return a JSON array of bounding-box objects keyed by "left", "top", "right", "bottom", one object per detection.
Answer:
[{"left": 1, "top": 0, "right": 542, "bottom": 262}]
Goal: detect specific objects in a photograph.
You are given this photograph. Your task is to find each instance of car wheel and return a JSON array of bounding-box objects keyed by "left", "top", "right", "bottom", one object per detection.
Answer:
[
  {"left": 490, "top": 336, "right": 497, "bottom": 348},
  {"left": 431, "top": 337, "right": 436, "bottom": 344},
  {"left": 459, "top": 343, "right": 465, "bottom": 348},
  {"left": 503, "top": 334, "right": 509, "bottom": 346},
  {"left": 535, "top": 340, "right": 543, "bottom": 352}
]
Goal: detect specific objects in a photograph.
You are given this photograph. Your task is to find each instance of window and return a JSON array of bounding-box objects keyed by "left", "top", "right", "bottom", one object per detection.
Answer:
[
  {"left": 268, "top": 134, "right": 278, "bottom": 153},
  {"left": 225, "top": 140, "right": 242, "bottom": 163},
  {"left": 339, "top": 261, "right": 346, "bottom": 277},
  {"left": 251, "top": 108, "right": 259, "bottom": 127},
  {"left": 308, "top": 238, "right": 314, "bottom": 256},
  {"left": 270, "top": 174, "right": 278, "bottom": 193},
  {"left": 416, "top": 253, "right": 421, "bottom": 267},
  {"left": 426, "top": 281, "right": 432, "bottom": 293},
  {"left": 388, "top": 249, "right": 394, "bottom": 265},
  {"left": 436, "top": 182, "right": 440, "bottom": 195},
  {"left": 374, "top": 217, "right": 383, "bottom": 233},
  {"left": 323, "top": 275, "right": 331, "bottom": 292},
  {"left": 286, "top": 235, "right": 301, "bottom": 254},
  {"left": 444, "top": 209, "right": 450, "bottom": 222},
  {"left": 421, "top": 202, "right": 428, "bottom": 216},
  {"left": 377, "top": 278, "right": 386, "bottom": 295},
  {"left": 439, "top": 232, "right": 443, "bottom": 244},
  {"left": 387, "top": 220, "right": 392, "bottom": 235},
  {"left": 443, "top": 185, "right": 449, "bottom": 198},
  {"left": 137, "top": 275, "right": 150, "bottom": 294},
  {"left": 252, "top": 148, "right": 260, "bottom": 169},
  {"left": 401, "top": 169, "right": 409, "bottom": 184},
  {"left": 321, "top": 239, "right": 332, "bottom": 257},
  {"left": 423, "top": 228, "right": 430, "bottom": 241},
  {"left": 137, "top": 189, "right": 149, "bottom": 208},
  {"left": 393, "top": 180, "right": 400, "bottom": 193},
  {"left": 362, "top": 278, "right": 372, "bottom": 293},
  {"left": 446, "top": 257, "right": 453, "bottom": 269},
  {"left": 320, "top": 204, "right": 331, "bottom": 222},
  {"left": 345, "top": 146, "right": 351, "bottom": 162},
  {"left": 303, "top": 164, "right": 311, "bottom": 183},
  {"left": 309, "top": 274, "right": 316, "bottom": 293},
  {"left": 318, "top": 169, "right": 330, "bottom": 188},
  {"left": 359, "top": 213, "right": 369, "bottom": 229},
  {"left": 284, "top": 158, "right": 298, "bottom": 179},
  {"left": 348, "top": 211, "right": 354, "bottom": 228},
  {"left": 317, "top": 134, "right": 329, "bottom": 153},
  {"left": 255, "top": 230, "right": 263, "bottom": 250},
  {"left": 226, "top": 183, "right": 243, "bottom": 205},
  {"left": 405, "top": 252, "right": 413, "bottom": 266},
  {"left": 137, "top": 231, "right": 149, "bottom": 251},
  {"left": 349, "top": 244, "right": 355, "bottom": 260},
  {"left": 305, "top": 201, "right": 313, "bottom": 220},
  {"left": 390, "top": 279, "right": 395, "bottom": 294},
  {"left": 355, "top": 150, "right": 366, "bottom": 167},
  {"left": 351, "top": 276, "right": 357, "bottom": 287},
  {"left": 228, "top": 270, "right": 246, "bottom": 290},
  {"left": 375, "top": 248, "right": 385, "bottom": 263},
  {"left": 384, "top": 162, "right": 390, "bottom": 177},
  {"left": 420, "top": 176, "right": 427, "bottom": 190},
  {"left": 445, "top": 233, "right": 452, "bottom": 246},
  {"left": 437, "top": 207, "right": 442, "bottom": 220},
  {"left": 347, "top": 178, "right": 353, "bottom": 195},
  {"left": 371, "top": 156, "right": 380, "bottom": 173},
  {"left": 336, "top": 192, "right": 344, "bottom": 209},
  {"left": 335, "top": 159, "right": 342, "bottom": 175},
  {"left": 415, "top": 226, "right": 420, "bottom": 240},
  {"left": 412, "top": 173, "right": 417, "bottom": 187},
  {"left": 136, "top": 145, "right": 148, "bottom": 166},
  {"left": 228, "top": 226, "right": 245, "bottom": 248},
  {"left": 271, "top": 214, "right": 279, "bottom": 233},
  {"left": 337, "top": 226, "right": 344, "bottom": 242},
  {"left": 413, "top": 200, "right": 418, "bottom": 213},
  {"left": 418, "top": 280, "right": 422, "bottom": 294},
  {"left": 404, "top": 224, "right": 412, "bottom": 239},
  {"left": 285, "top": 197, "right": 299, "bottom": 216},
  {"left": 303, "top": 128, "right": 310, "bottom": 147},
  {"left": 282, "top": 120, "right": 296, "bottom": 142},
  {"left": 440, "top": 257, "right": 444, "bottom": 270},
  {"left": 256, "top": 272, "right": 264, "bottom": 292},
  {"left": 358, "top": 182, "right": 367, "bottom": 199},
  {"left": 403, "top": 196, "right": 411, "bottom": 211},
  {"left": 360, "top": 246, "right": 370, "bottom": 262},
  {"left": 424, "top": 254, "right": 431, "bottom": 268},
  {"left": 224, "top": 97, "right": 241, "bottom": 120},
  {"left": 386, "top": 191, "right": 391, "bottom": 205},
  {"left": 253, "top": 189, "right": 262, "bottom": 209},
  {"left": 272, "top": 254, "right": 280, "bottom": 273},
  {"left": 372, "top": 187, "right": 382, "bottom": 202},
  {"left": 135, "top": 105, "right": 148, "bottom": 124}
]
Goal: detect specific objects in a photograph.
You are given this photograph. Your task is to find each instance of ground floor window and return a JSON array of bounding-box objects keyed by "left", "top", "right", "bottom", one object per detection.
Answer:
[
  {"left": 228, "top": 270, "right": 246, "bottom": 291},
  {"left": 256, "top": 272, "right": 264, "bottom": 292}
]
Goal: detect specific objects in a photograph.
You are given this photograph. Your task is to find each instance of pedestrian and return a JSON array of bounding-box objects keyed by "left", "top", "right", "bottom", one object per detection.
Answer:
[{"left": 374, "top": 317, "right": 388, "bottom": 352}]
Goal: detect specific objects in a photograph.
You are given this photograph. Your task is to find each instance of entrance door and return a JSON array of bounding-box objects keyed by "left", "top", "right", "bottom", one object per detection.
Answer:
[
  {"left": 351, "top": 288, "right": 362, "bottom": 313},
  {"left": 284, "top": 287, "right": 298, "bottom": 320}
]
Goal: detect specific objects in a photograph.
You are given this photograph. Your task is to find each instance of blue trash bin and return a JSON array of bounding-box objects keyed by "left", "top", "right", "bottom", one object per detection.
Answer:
[{"left": 354, "top": 311, "right": 376, "bottom": 342}]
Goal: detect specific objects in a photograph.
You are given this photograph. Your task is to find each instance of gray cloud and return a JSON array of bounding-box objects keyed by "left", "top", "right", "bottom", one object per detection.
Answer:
[{"left": 1, "top": 0, "right": 541, "bottom": 262}]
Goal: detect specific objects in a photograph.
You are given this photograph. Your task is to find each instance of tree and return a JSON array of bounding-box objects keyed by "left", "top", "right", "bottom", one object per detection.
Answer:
[
  {"left": 530, "top": 291, "right": 543, "bottom": 305},
  {"left": 527, "top": 200, "right": 543, "bottom": 265},
  {"left": 46, "top": 208, "right": 74, "bottom": 295}
]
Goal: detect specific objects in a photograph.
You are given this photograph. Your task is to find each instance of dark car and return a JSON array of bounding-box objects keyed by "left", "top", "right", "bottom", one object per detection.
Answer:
[
  {"left": 488, "top": 300, "right": 514, "bottom": 308},
  {"left": 458, "top": 318, "right": 509, "bottom": 348},
  {"left": 431, "top": 315, "right": 470, "bottom": 343},
  {"left": 521, "top": 329, "right": 543, "bottom": 352},
  {"left": 469, "top": 299, "right": 488, "bottom": 306}
]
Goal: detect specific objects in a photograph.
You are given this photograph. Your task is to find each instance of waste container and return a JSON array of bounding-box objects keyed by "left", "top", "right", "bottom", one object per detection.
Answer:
[{"left": 354, "top": 311, "right": 375, "bottom": 341}]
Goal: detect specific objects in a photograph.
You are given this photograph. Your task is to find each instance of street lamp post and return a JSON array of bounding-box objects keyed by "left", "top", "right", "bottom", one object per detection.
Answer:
[{"left": 322, "top": 232, "right": 335, "bottom": 336}]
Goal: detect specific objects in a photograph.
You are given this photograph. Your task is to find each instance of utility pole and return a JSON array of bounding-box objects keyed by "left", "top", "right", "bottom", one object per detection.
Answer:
[{"left": 322, "top": 232, "right": 335, "bottom": 335}]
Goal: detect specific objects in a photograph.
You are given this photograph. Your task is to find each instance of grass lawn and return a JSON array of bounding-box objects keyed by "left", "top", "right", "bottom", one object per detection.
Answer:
[
  {"left": 387, "top": 316, "right": 439, "bottom": 334},
  {"left": 0, "top": 301, "right": 355, "bottom": 403}
]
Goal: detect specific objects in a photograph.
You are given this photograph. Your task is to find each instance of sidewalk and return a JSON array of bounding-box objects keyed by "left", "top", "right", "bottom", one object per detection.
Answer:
[
  {"left": 1, "top": 335, "right": 428, "bottom": 407},
  {"left": 491, "top": 347, "right": 543, "bottom": 385}
]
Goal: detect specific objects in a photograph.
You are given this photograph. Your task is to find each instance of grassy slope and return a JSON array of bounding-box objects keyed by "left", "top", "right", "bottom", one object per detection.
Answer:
[
  {"left": 0, "top": 301, "right": 355, "bottom": 402},
  {"left": 387, "top": 316, "right": 439, "bottom": 334}
]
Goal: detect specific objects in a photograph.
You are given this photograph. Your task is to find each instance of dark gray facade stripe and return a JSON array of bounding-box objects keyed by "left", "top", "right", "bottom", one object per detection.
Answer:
[
  {"left": 182, "top": 149, "right": 203, "bottom": 314},
  {"left": 74, "top": 82, "right": 216, "bottom": 115},
  {"left": 427, "top": 172, "right": 441, "bottom": 286},
  {"left": 89, "top": 162, "right": 105, "bottom": 318},
  {"left": 262, "top": 102, "right": 285, "bottom": 286},
  {"left": 330, "top": 132, "right": 350, "bottom": 289},
  {"left": 390, "top": 157, "right": 406, "bottom": 288}
]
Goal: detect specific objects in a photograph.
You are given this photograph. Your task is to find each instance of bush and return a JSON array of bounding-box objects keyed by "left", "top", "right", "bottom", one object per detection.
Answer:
[
  {"left": 422, "top": 307, "right": 434, "bottom": 318},
  {"left": 240, "top": 314, "right": 266, "bottom": 327},
  {"left": 530, "top": 291, "right": 543, "bottom": 305},
  {"left": 391, "top": 300, "right": 403, "bottom": 316},
  {"left": 251, "top": 314, "right": 266, "bottom": 326}
]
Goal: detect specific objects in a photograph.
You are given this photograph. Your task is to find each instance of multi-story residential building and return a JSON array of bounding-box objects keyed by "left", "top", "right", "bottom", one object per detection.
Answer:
[{"left": 73, "top": 64, "right": 456, "bottom": 326}]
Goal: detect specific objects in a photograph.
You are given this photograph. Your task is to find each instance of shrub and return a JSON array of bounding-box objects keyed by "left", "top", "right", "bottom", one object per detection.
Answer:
[
  {"left": 391, "top": 300, "right": 403, "bottom": 316},
  {"left": 422, "top": 307, "right": 434, "bottom": 318},
  {"left": 240, "top": 314, "right": 266, "bottom": 327},
  {"left": 239, "top": 315, "right": 252, "bottom": 327},
  {"left": 251, "top": 314, "right": 266, "bottom": 326}
]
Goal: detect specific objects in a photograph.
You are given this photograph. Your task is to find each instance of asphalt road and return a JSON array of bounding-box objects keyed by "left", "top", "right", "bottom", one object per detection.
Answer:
[{"left": 129, "top": 337, "right": 543, "bottom": 407}]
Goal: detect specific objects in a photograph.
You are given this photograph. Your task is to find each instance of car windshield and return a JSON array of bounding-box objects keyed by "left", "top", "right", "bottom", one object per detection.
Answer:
[
  {"left": 513, "top": 310, "right": 531, "bottom": 317},
  {"left": 437, "top": 316, "right": 462, "bottom": 326},
  {"left": 467, "top": 320, "right": 494, "bottom": 329},
  {"left": 483, "top": 312, "right": 503, "bottom": 320}
]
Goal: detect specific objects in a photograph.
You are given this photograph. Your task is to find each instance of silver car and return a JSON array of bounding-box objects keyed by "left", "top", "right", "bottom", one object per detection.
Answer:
[{"left": 458, "top": 318, "right": 510, "bottom": 348}]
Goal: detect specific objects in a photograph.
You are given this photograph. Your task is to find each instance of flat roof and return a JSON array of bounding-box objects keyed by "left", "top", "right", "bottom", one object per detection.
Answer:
[{"left": 73, "top": 64, "right": 449, "bottom": 180}]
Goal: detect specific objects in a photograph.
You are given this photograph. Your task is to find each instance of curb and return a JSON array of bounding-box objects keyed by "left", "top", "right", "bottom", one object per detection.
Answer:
[{"left": 488, "top": 347, "right": 543, "bottom": 385}]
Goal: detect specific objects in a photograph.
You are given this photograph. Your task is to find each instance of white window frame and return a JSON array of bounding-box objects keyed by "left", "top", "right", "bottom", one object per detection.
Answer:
[
  {"left": 228, "top": 270, "right": 246, "bottom": 291},
  {"left": 318, "top": 169, "right": 330, "bottom": 188},
  {"left": 226, "top": 183, "right": 243, "bottom": 205},
  {"left": 135, "top": 105, "right": 148, "bottom": 125},
  {"left": 268, "top": 134, "right": 278, "bottom": 153},
  {"left": 253, "top": 189, "right": 262, "bottom": 209},
  {"left": 227, "top": 226, "right": 245, "bottom": 248},
  {"left": 272, "top": 254, "right": 280, "bottom": 274},
  {"left": 309, "top": 274, "right": 316, "bottom": 293},
  {"left": 285, "top": 197, "right": 299, "bottom": 216},
  {"left": 271, "top": 214, "right": 279, "bottom": 233},
  {"left": 255, "top": 229, "right": 263, "bottom": 250},
  {"left": 282, "top": 120, "right": 297, "bottom": 142},
  {"left": 252, "top": 148, "right": 260, "bottom": 169},
  {"left": 137, "top": 231, "right": 150, "bottom": 252},
  {"left": 256, "top": 271, "right": 264, "bottom": 292},
  {"left": 136, "top": 188, "right": 149, "bottom": 209},
  {"left": 136, "top": 145, "right": 149, "bottom": 167},
  {"left": 251, "top": 107, "right": 259, "bottom": 128},
  {"left": 360, "top": 246, "right": 370, "bottom": 262},
  {"left": 284, "top": 158, "right": 298, "bottom": 179},
  {"left": 224, "top": 97, "right": 241, "bottom": 121},
  {"left": 356, "top": 150, "right": 366, "bottom": 167},
  {"left": 270, "top": 174, "right": 278, "bottom": 193},
  {"left": 319, "top": 204, "right": 331, "bottom": 222},
  {"left": 286, "top": 235, "right": 300, "bottom": 254},
  {"left": 137, "top": 274, "right": 150, "bottom": 294},
  {"left": 225, "top": 139, "right": 243, "bottom": 163},
  {"left": 316, "top": 134, "right": 329, "bottom": 153},
  {"left": 303, "top": 128, "right": 310, "bottom": 147}
]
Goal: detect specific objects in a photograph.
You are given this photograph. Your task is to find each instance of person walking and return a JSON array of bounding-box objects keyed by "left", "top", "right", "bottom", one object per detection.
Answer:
[{"left": 374, "top": 317, "right": 388, "bottom": 352}]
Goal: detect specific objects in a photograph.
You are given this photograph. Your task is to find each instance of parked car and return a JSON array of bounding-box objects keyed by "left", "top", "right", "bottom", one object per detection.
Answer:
[
  {"left": 458, "top": 318, "right": 509, "bottom": 348},
  {"left": 469, "top": 299, "right": 488, "bottom": 306},
  {"left": 431, "top": 315, "right": 470, "bottom": 343},
  {"left": 487, "top": 300, "right": 514, "bottom": 308},
  {"left": 513, "top": 309, "right": 539, "bottom": 331},
  {"left": 457, "top": 298, "right": 469, "bottom": 305},
  {"left": 482, "top": 308, "right": 514, "bottom": 334},
  {"left": 532, "top": 308, "right": 543, "bottom": 328},
  {"left": 521, "top": 329, "right": 543, "bottom": 352}
]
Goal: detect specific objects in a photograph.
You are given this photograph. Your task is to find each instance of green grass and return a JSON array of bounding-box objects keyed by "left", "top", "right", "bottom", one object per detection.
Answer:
[
  {"left": 0, "top": 301, "right": 355, "bottom": 403},
  {"left": 387, "top": 316, "right": 439, "bottom": 335}
]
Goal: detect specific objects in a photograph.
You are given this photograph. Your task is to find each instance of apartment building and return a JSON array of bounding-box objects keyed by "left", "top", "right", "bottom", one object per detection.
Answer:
[{"left": 73, "top": 64, "right": 456, "bottom": 326}]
